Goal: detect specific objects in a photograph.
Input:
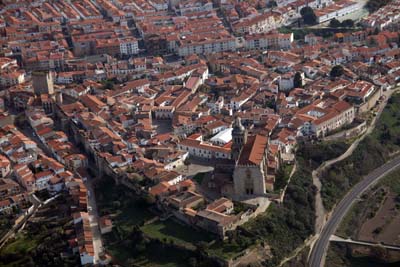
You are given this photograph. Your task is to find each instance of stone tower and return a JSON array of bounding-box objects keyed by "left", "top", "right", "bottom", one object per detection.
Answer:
[
  {"left": 32, "top": 71, "right": 54, "bottom": 96},
  {"left": 231, "top": 116, "right": 247, "bottom": 161}
]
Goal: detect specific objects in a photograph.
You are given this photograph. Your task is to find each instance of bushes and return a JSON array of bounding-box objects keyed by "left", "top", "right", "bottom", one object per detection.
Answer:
[
  {"left": 296, "top": 140, "right": 349, "bottom": 168},
  {"left": 329, "top": 18, "right": 342, "bottom": 28},
  {"left": 321, "top": 93, "right": 400, "bottom": 211},
  {"left": 321, "top": 136, "right": 389, "bottom": 210},
  {"left": 206, "top": 158, "right": 316, "bottom": 265},
  {"left": 365, "top": 0, "right": 391, "bottom": 13},
  {"left": 208, "top": 141, "right": 349, "bottom": 265},
  {"left": 329, "top": 19, "right": 354, "bottom": 28},
  {"left": 0, "top": 195, "right": 80, "bottom": 267},
  {"left": 240, "top": 158, "right": 315, "bottom": 265},
  {"left": 300, "top": 7, "right": 317, "bottom": 25},
  {"left": 274, "top": 164, "right": 293, "bottom": 192},
  {"left": 330, "top": 65, "right": 344, "bottom": 78}
]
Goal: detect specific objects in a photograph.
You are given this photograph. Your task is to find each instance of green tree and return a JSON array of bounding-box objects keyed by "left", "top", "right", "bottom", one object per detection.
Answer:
[
  {"left": 198, "top": 84, "right": 211, "bottom": 93},
  {"left": 102, "top": 79, "right": 118, "bottom": 90},
  {"left": 300, "top": 7, "right": 317, "bottom": 25},
  {"left": 267, "top": 0, "right": 278, "bottom": 8},
  {"left": 369, "top": 36, "right": 378, "bottom": 47},
  {"left": 293, "top": 72, "right": 303, "bottom": 88},
  {"left": 329, "top": 18, "right": 341, "bottom": 28},
  {"left": 195, "top": 241, "right": 209, "bottom": 254},
  {"left": 365, "top": 0, "right": 391, "bottom": 13},
  {"left": 330, "top": 65, "right": 344, "bottom": 78},
  {"left": 341, "top": 19, "right": 354, "bottom": 28},
  {"left": 188, "top": 257, "right": 197, "bottom": 267}
]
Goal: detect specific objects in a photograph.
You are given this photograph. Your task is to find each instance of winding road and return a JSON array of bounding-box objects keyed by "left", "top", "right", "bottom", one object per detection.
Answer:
[{"left": 309, "top": 154, "right": 400, "bottom": 267}]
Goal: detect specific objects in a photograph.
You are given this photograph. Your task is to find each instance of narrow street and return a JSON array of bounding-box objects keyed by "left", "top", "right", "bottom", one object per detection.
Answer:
[
  {"left": 85, "top": 177, "right": 104, "bottom": 264},
  {"left": 17, "top": 119, "right": 104, "bottom": 264}
]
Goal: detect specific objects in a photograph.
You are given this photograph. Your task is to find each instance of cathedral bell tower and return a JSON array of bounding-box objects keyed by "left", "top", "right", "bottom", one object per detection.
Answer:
[{"left": 231, "top": 116, "right": 247, "bottom": 161}]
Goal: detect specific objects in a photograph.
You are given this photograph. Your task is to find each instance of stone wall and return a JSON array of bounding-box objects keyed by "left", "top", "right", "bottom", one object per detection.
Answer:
[
  {"left": 357, "top": 87, "right": 383, "bottom": 114},
  {"left": 233, "top": 165, "right": 266, "bottom": 198}
]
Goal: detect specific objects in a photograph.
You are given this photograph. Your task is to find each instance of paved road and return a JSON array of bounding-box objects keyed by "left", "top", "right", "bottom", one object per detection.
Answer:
[
  {"left": 19, "top": 122, "right": 104, "bottom": 263},
  {"left": 309, "top": 155, "right": 400, "bottom": 267},
  {"left": 312, "top": 89, "right": 393, "bottom": 235}
]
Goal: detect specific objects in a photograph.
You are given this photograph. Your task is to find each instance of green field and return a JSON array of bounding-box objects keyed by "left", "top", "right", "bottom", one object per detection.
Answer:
[
  {"left": 1, "top": 234, "right": 37, "bottom": 255},
  {"left": 96, "top": 177, "right": 219, "bottom": 267},
  {"left": 141, "top": 219, "right": 213, "bottom": 248},
  {"left": 0, "top": 194, "right": 80, "bottom": 267},
  {"left": 207, "top": 240, "right": 250, "bottom": 260},
  {"left": 95, "top": 176, "right": 154, "bottom": 232}
]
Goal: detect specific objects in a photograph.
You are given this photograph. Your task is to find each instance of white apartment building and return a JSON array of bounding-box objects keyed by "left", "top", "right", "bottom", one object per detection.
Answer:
[
  {"left": 178, "top": 38, "right": 236, "bottom": 57},
  {"left": 149, "top": 0, "right": 169, "bottom": 11},
  {"left": 119, "top": 38, "right": 139, "bottom": 55},
  {"left": 315, "top": 0, "right": 362, "bottom": 23},
  {"left": 178, "top": 138, "right": 231, "bottom": 159},
  {"left": 244, "top": 33, "right": 294, "bottom": 50},
  {"left": 177, "top": 0, "right": 213, "bottom": 15},
  {"left": 233, "top": 13, "right": 281, "bottom": 35}
]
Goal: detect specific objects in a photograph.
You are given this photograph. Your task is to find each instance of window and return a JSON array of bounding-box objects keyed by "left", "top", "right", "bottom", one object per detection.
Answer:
[{"left": 245, "top": 168, "right": 254, "bottom": 195}]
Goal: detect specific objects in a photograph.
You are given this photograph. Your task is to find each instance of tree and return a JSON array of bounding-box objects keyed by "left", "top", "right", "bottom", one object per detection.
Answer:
[
  {"left": 293, "top": 72, "right": 303, "bottom": 88},
  {"left": 195, "top": 241, "right": 209, "bottom": 254},
  {"left": 198, "top": 84, "right": 211, "bottom": 93},
  {"left": 267, "top": 0, "right": 277, "bottom": 8},
  {"left": 188, "top": 257, "right": 198, "bottom": 267},
  {"left": 330, "top": 65, "right": 344, "bottom": 78},
  {"left": 341, "top": 19, "right": 354, "bottom": 28},
  {"left": 102, "top": 79, "right": 116, "bottom": 90},
  {"left": 329, "top": 18, "right": 341, "bottom": 28},
  {"left": 366, "top": 0, "right": 391, "bottom": 13},
  {"left": 369, "top": 36, "right": 378, "bottom": 47},
  {"left": 300, "top": 7, "right": 317, "bottom": 25}
]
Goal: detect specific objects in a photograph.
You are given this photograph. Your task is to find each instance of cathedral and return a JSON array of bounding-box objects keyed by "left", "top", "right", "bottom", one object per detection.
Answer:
[{"left": 231, "top": 117, "right": 273, "bottom": 199}]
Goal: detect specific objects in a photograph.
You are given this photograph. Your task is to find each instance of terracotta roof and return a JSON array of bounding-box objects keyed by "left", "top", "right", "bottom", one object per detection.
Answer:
[{"left": 238, "top": 134, "right": 267, "bottom": 166}]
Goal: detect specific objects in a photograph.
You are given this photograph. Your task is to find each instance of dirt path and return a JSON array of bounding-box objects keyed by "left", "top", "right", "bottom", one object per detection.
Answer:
[
  {"left": 278, "top": 236, "right": 315, "bottom": 267},
  {"left": 313, "top": 89, "right": 395, "bottom": 234},
  {"left": 278, "top": 89, "right": 399, "bottom": 266},
  {"left": 279, "top": 162, "right": 297, "bottom": 203}
]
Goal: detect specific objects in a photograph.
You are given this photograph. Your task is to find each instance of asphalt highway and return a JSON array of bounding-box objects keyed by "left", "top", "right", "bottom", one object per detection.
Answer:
[{"left": 309, "top": 155, "right": 400, "bottom": 267}]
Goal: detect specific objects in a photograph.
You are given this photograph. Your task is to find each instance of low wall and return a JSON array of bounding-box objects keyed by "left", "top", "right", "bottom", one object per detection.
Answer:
[{"left": 357, "top": 88, "right": 383, "bottom": 114}]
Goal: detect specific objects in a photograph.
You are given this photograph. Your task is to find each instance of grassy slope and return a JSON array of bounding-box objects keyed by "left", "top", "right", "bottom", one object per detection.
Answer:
[
  {"left": 141, "top": 219, "right": 213, "bottom": 248},
  {"left": 338, "top": 166, "right": 400, "bottom": 238},
  {"left": 321, "top": 93, "right": 400, "bottom": 211},
  {"left": 96, "top": 177, "right": 216, "bottom": 267},
  {"left": 206, "top": 140, "right": 349, "bottom": 265}
]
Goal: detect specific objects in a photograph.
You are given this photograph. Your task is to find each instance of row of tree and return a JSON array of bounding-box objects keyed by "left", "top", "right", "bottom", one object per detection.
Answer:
[{"left": 329, "top": 18, "right": 355, "bottom": 28}]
